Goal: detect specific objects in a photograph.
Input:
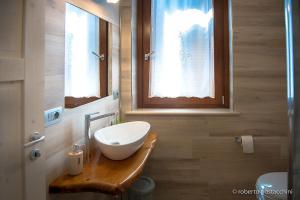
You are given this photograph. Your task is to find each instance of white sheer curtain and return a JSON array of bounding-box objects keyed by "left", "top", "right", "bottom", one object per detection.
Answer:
[
  {"left": 65, "top": 4, "right": 100, "bottom": 98},
  {"left": 150, "top": 0, "right": 215, "bottom": 98}
]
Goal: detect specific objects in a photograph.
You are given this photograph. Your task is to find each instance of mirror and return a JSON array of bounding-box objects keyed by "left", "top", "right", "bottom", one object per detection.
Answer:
[{"left": 64, "top": 3, "right": 113, "bottom": 108}]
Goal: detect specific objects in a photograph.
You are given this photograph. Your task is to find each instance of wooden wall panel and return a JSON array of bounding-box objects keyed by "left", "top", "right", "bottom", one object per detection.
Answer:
[
  {"left": 0, "top": 1, "right": 25, "bottom": 199},
  {"left": 120, "top": 7, "right": 133, "bottom": 117},
  {"left": 120, "top": 0, "right": 289, "bottom": 199},
  {"left": 0, "top": 82, "right": 23, "bottom": 200},
  {"left": 0, "top": 0, "right": 23, "bottom": 58},
  {"left": 45, "top": 1, "right": 120, "bottom": 200}
]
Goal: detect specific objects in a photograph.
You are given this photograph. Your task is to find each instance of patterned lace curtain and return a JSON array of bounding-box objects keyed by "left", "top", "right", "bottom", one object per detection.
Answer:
[
  {"left": 150, "top": 0, "right": 215, "bottom": 98},
  {"left": 65, "top": 4, "right": 100, "bottom": 98}
]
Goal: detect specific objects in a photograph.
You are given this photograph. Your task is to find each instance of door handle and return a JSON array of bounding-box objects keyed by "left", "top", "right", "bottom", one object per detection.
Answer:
[{"left": 24, "top": 132, "right": 45, "bottom": 148}]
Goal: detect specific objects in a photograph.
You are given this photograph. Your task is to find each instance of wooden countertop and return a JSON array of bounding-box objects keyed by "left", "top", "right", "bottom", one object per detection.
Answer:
[{"left": 49, "top": 132, "right": 157, "bottom": 195}]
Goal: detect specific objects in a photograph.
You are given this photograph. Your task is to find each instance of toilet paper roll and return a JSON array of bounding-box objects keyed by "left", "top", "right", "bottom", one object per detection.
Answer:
[{"left": 241, "top": 135, "right": 254, "bottom": 154}]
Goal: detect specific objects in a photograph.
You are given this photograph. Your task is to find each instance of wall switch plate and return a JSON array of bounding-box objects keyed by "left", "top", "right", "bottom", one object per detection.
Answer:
[
  {"left": 44, "top": 107, "right": 63, "bottom": 127},
  {"left": 113, "top": 90, "right": 119, "bottom": 100}
]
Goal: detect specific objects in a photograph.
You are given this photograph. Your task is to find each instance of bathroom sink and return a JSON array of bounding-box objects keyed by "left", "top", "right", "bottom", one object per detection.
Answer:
[{"left": 94, "top": 121, "right": 151, "bottom": 160}]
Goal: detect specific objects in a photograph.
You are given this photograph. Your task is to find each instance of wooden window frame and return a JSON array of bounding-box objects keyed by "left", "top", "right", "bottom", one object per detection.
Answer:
[
  {"left": 137, "top": 0, "right": 230, "bottom": 108},
  {"left": 100, "top": 19, "right": 109, "bottom": 98},
  {"left": 65, "top": 19, "right": 109, "bottom": 109}
]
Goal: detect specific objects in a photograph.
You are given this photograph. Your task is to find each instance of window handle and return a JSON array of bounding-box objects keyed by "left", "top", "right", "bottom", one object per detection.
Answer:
[
  {"left": 92, "top": 51, "right": 105, "bottom": 61},
  {"left": 144, "top": 51, "right": 154, "bottom": 61}
]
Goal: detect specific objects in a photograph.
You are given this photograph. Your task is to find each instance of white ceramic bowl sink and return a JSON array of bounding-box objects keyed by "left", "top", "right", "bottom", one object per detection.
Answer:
[{"left": 94, "top": 121, "right": 151, "bottom": 160}]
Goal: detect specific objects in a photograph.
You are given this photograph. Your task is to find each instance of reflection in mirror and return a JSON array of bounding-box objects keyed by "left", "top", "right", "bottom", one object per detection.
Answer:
[{"left": 64, "top": 3, "right": 112, "bottom": 108}]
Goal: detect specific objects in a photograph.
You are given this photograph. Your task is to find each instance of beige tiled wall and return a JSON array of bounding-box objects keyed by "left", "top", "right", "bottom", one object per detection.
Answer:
[
  {"left": 120, "top": 0, "right": 289, "bottom": 199},
  {"left": 120, "top": 4, "right": 133, "bottom": 116},
  {"left": 44, "top": 0, "right": 119, "bottom": 199}
]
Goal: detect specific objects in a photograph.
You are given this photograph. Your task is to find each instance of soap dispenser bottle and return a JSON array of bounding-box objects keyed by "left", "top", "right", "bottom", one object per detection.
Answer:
[{"left": 68, "top": 144, "right": 83, "bottom": 176}]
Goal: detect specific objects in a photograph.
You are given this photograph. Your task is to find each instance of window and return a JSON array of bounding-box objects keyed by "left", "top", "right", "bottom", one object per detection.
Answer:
[
  {"left": 64, "top": 3, "right": 109, "bottom": 108},
  {"left": 137, "top": 0, "right": 229, "bottom": 108}
]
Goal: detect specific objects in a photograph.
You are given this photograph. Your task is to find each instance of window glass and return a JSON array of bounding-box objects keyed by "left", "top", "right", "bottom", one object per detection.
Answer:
[
  {"left": 65, "top": 4, "right": 100, "bottom": 98},
  {"left": 150, "top": 0, "right": 214, "bottom": 98}
]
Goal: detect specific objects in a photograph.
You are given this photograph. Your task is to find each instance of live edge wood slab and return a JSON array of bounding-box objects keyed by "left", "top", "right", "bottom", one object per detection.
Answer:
[{"left": 49, "top": 132, "right": 157, "bottom": 195}]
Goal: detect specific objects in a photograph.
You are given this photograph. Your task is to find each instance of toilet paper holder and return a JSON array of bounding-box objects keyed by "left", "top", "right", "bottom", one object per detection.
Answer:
[
  {"left": 234, "top": 136, "right": 242, "bottom": 144},
  {"left": 234, "top": 136, "right": 254, "bottom": 154}
]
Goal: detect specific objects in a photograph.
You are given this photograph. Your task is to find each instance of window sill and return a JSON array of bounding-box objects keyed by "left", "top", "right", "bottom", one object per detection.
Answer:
[{"left": 125, "top": 109, "right": 240, "bottom": 116}]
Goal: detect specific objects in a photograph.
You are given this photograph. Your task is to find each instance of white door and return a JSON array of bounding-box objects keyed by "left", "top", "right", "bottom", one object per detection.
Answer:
[{"left": 0, "top": 0, "right": 46, "bottom": 200}]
